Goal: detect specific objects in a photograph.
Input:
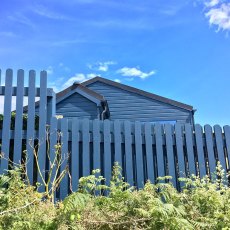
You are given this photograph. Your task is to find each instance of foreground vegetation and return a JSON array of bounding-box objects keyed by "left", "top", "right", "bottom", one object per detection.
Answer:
[{"left": 0, "top": 162, "right": 230, "bottom": 230}]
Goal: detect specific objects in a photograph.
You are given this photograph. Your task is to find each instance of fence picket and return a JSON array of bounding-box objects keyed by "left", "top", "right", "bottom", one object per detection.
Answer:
[
  {"left": 195, "top": 124, "right": 206, "bottom": 177},
  {"left": 114, "top": 120, "right": 122, "bottom": 166},
  {"left": 214, "top": 125, "right": 227, "bottom": 170},
  {"left": 60, "top": 118, "right": 68, "bottom": 200},
  {"left": 1, "top": 69, "right": 13, "bottom": 174},
  {"left": 185, "top": 124, "right": 196, "bottom": 176},
  {"left": 124, "top": 120, "right": 134, "bottom": 186},
  {"left": 26, "top": 70, "right": 36, "bottom": 183},
  {"left": 135, "top": 121, "right": 144, "bottom": 188},
  {"left": 144, "top": 122, "right": 155, "bottom": 183},
  {"left": 37, "top": 71, "right": 47, "bottom": 191},
  {"left": 93, "top": 119, "right": 101, "bottom": 170},
  {"left": 104, "top": 119, "right": 112, "bottom": 189},
  {"left": 49, "top": 117, "right": 58, "bottom": 200},
  {"left": 13, "top": 69, "right": 24, "bottom": 164},
  {"left": 71, "top": 118, "right": 80, "bottom": 192},
  {"left": 82, "top": 118, "right": 90, "bottom": 176},
  {"left": 223, "top": 125, "right": 230, "bottom": 170},
  {"left": 165, "top": 124, "right": 177, "bottom": 187},
  {"left": 204, "top": 125, "right": 216, "bottom": 175}
]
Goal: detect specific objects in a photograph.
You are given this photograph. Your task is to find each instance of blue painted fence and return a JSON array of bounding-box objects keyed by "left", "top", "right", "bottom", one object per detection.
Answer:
[{"left": 0, "top": 69, "right": 230, "bottom": 200}]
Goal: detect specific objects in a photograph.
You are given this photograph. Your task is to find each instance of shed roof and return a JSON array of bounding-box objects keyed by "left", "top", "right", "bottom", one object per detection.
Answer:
[{"left": 82, "top": 76, "right": 193, "bottom": 111}]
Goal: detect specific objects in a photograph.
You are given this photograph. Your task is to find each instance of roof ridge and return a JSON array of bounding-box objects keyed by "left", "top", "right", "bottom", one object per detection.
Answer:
[{"left": 82, "top": 77, "right": 193, "bottom": 111}]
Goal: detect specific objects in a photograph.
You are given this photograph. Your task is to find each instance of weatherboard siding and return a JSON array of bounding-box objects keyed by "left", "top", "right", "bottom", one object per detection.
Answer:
[
  {"left": 56, "top": 92, "right": 98, "bottom": 119},
  {"left": 86, "top": 81, "right": 193, "bottom": 123}
]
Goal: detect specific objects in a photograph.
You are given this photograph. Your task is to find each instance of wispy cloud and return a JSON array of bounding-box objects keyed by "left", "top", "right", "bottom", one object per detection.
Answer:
[
  {"left": 46, "top": 66, "right": 53, "bottom": 75},
  {"left": 8, "top": 13, "right": 35, "bottom": 28},
  {"left": 88, "top": 61, "right": 116, "bottom": 72},
  {"left": 117, "top": 67, "right": 156, "bottom": 79},
  {"left": 0, "top": 31, "right": 17, "bottom": 37},
  {"left": 62, "top": 73, "right": 97, "bottom": 88},
  {"left": 32, "top": 4, "right": 72, "bottom": 20},
  {"left": 205, "top": 0, "right": 220, "bottom": 8}
]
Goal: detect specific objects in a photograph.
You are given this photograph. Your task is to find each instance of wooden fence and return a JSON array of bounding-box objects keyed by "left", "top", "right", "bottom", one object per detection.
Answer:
[
  {"left": 0, "top": 69, "right": 230, "bottom": 200},
  {"left": 0, "top": 69, "right": 56, "bottom": 186},
  {"left": 48, "top": 118, "right": 230, "bottom": 199}
]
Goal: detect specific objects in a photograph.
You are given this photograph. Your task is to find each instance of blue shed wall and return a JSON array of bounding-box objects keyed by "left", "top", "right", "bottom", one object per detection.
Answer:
[
  {"left": 86, "top": 81, "right": 193, "bottom": 124},
  {"left": 56, "top": 92, "right": 98, "bottom": 119}
]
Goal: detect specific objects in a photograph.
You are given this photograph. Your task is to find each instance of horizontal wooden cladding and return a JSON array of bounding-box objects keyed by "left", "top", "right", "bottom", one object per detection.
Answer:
[{"left": 87, "top": 81, "right": 193, "bottom": 123}]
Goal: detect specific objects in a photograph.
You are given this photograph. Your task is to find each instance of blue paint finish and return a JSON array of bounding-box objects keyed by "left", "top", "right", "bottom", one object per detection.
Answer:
[
  {"left": 82, "top": 118, "right": 90, "bottom": 176},
  {"left": 223, "top": 125, "right": 230, "bottom": 170},
  {"left": 87, "top": 81, "right": 193, "bottom": 123},
  {"left": 49, "top": 117, "right": 58, "bottom": 200},
  {"left": 60, "top": 118, "right": 69, "bottom": 200},
  {"left": 144, "top": 122, "right": 155, "bottom": 183},
  {"left": 214, "top": 125, "right": 227, "bottom": 171},
  {"left": 114, "top": 120, "right": 122, "bottom": 165},
  {"left": 195, "top": 124, "right": 206, "bottom": 178},
  {"left": 13, "top": 70, "right": 24, "bottom": 164},
  {"left": 56, "top": 92, "right": 98, "bottom": 119},
  {"left": 1, "top": 69, "right": 13, "bottom": 174},
  {"left": 71, "top": 118, "right": 80, "bottom": 192},
  {"left": 135, "top": 121, "right": 144, "bottom": 188},
  {"left": 204, "top": 125, "right": 216, "bottom": 175},
  {"left": 155, "top": 123, "right": 165, "bottom": 179},
  {"left": 185, "top": 124, "right": 196, "bottom": 176},
  {"left": 124, "top": 120, "right": 134, "bottom": 186},
  {"left": 93, "top": 119, "right": 101, "bottom": 170},
  {"left": 37, "top": 71, "right": 47, "bottom": 192},
  {"left": 165, "top": 124, "right": 177, "bottom": 188},
  {"left": 26, "top": 70, "right": 36, "bottom": 183},
  {"left": 104, "top": 119, "right": 112, "bottom": 189}
]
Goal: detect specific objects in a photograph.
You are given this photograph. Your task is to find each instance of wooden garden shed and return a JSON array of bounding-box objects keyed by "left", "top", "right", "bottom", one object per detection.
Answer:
[{"left": 54, "top": 77, "right": 195, "bottom": 124}]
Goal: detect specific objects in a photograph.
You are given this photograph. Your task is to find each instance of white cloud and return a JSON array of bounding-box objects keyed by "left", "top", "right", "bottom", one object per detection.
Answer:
[
  {"left": 205, "top": 3, "right": 230, "bottom": 31},
  {"left": 46, "top": 66, "right": 53, "bottom": 75},
  {"left": 63, "top": 73, "right": 96, "bottom": 88},
  {"left": 114, "top": 79, "right": 121, "bottom": 83},
  {"left": 117, "top": 67, "right": 156, "bottom": 79},
  {"left": 88, "top": 61, "right": 116, "bottom": 72},
  {"left": 205, "top": 0, "right": 220, "bottom": 8}
]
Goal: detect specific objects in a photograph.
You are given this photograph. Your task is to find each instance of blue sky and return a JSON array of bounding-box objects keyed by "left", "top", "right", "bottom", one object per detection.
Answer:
[{"left": 0, "top": 0, "right": 230, "bottom": 126}]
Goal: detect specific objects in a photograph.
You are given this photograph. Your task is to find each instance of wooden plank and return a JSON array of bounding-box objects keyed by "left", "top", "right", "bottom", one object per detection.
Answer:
[
  {"left": 165, "top": 123, "right": 177, "bottom": 187},
  {"left": 37, "top": 71, "right": 47, "bottom": 191},
  {"left": 26, "top": 70, "right": 36, "bottom": 183},
  {"left": 47, "top": 90, "right": 56, "bottom": 125},
  {"left": 185, "top": 124, "right": 196, "bottom": 176},
  {"left": 223, "top": 125, "right": 230, "bottom": 170},
  {"left": 114, "top": 120, "right": 122, "bottom": 166},
  {"left": 13, "top": 69, "right": 24, "bottom": 164},
  {"left": 204, "top": 125, "right": 216, "bottom": 175},
  {"left": 135, "top": 121, "right": 144, "bottom": 188},
  {"left": 60, "top": 118, "right": 68, "bottom": 200},
  {"left": 144, "top": 122, "right": 155, "bottom": 183},
  {"left": 155, "top": 123, "right": 165, "bottom": 179},
  {"left": 82, "top": 118, "right": 90, "bottom": 176},
  {"left": 214, "top": 125, "right": 227, "bottom": 171},
  {"left": 71, "top": 118, "right": 80, "bottom": 192},
  {"left": 175, "top": 123, "right": 186, "bottom": 177},
  {"left": 49, "top": 117, "right": 58, "bottom": 199},
  {"left": 104, "top": 120, "right": 112, "bottom": 187},
  {"left": 1, "top": 69, "right": 13, "bottom": 174},
  {"left": 194, "top": 124, "right": 206, "bottom": 178},
  {"left": 93, "top": 119, "right": 100, "bottom": 170},
  {"left": 124, "top": 120, "right": 134, "bottom": 186}
]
